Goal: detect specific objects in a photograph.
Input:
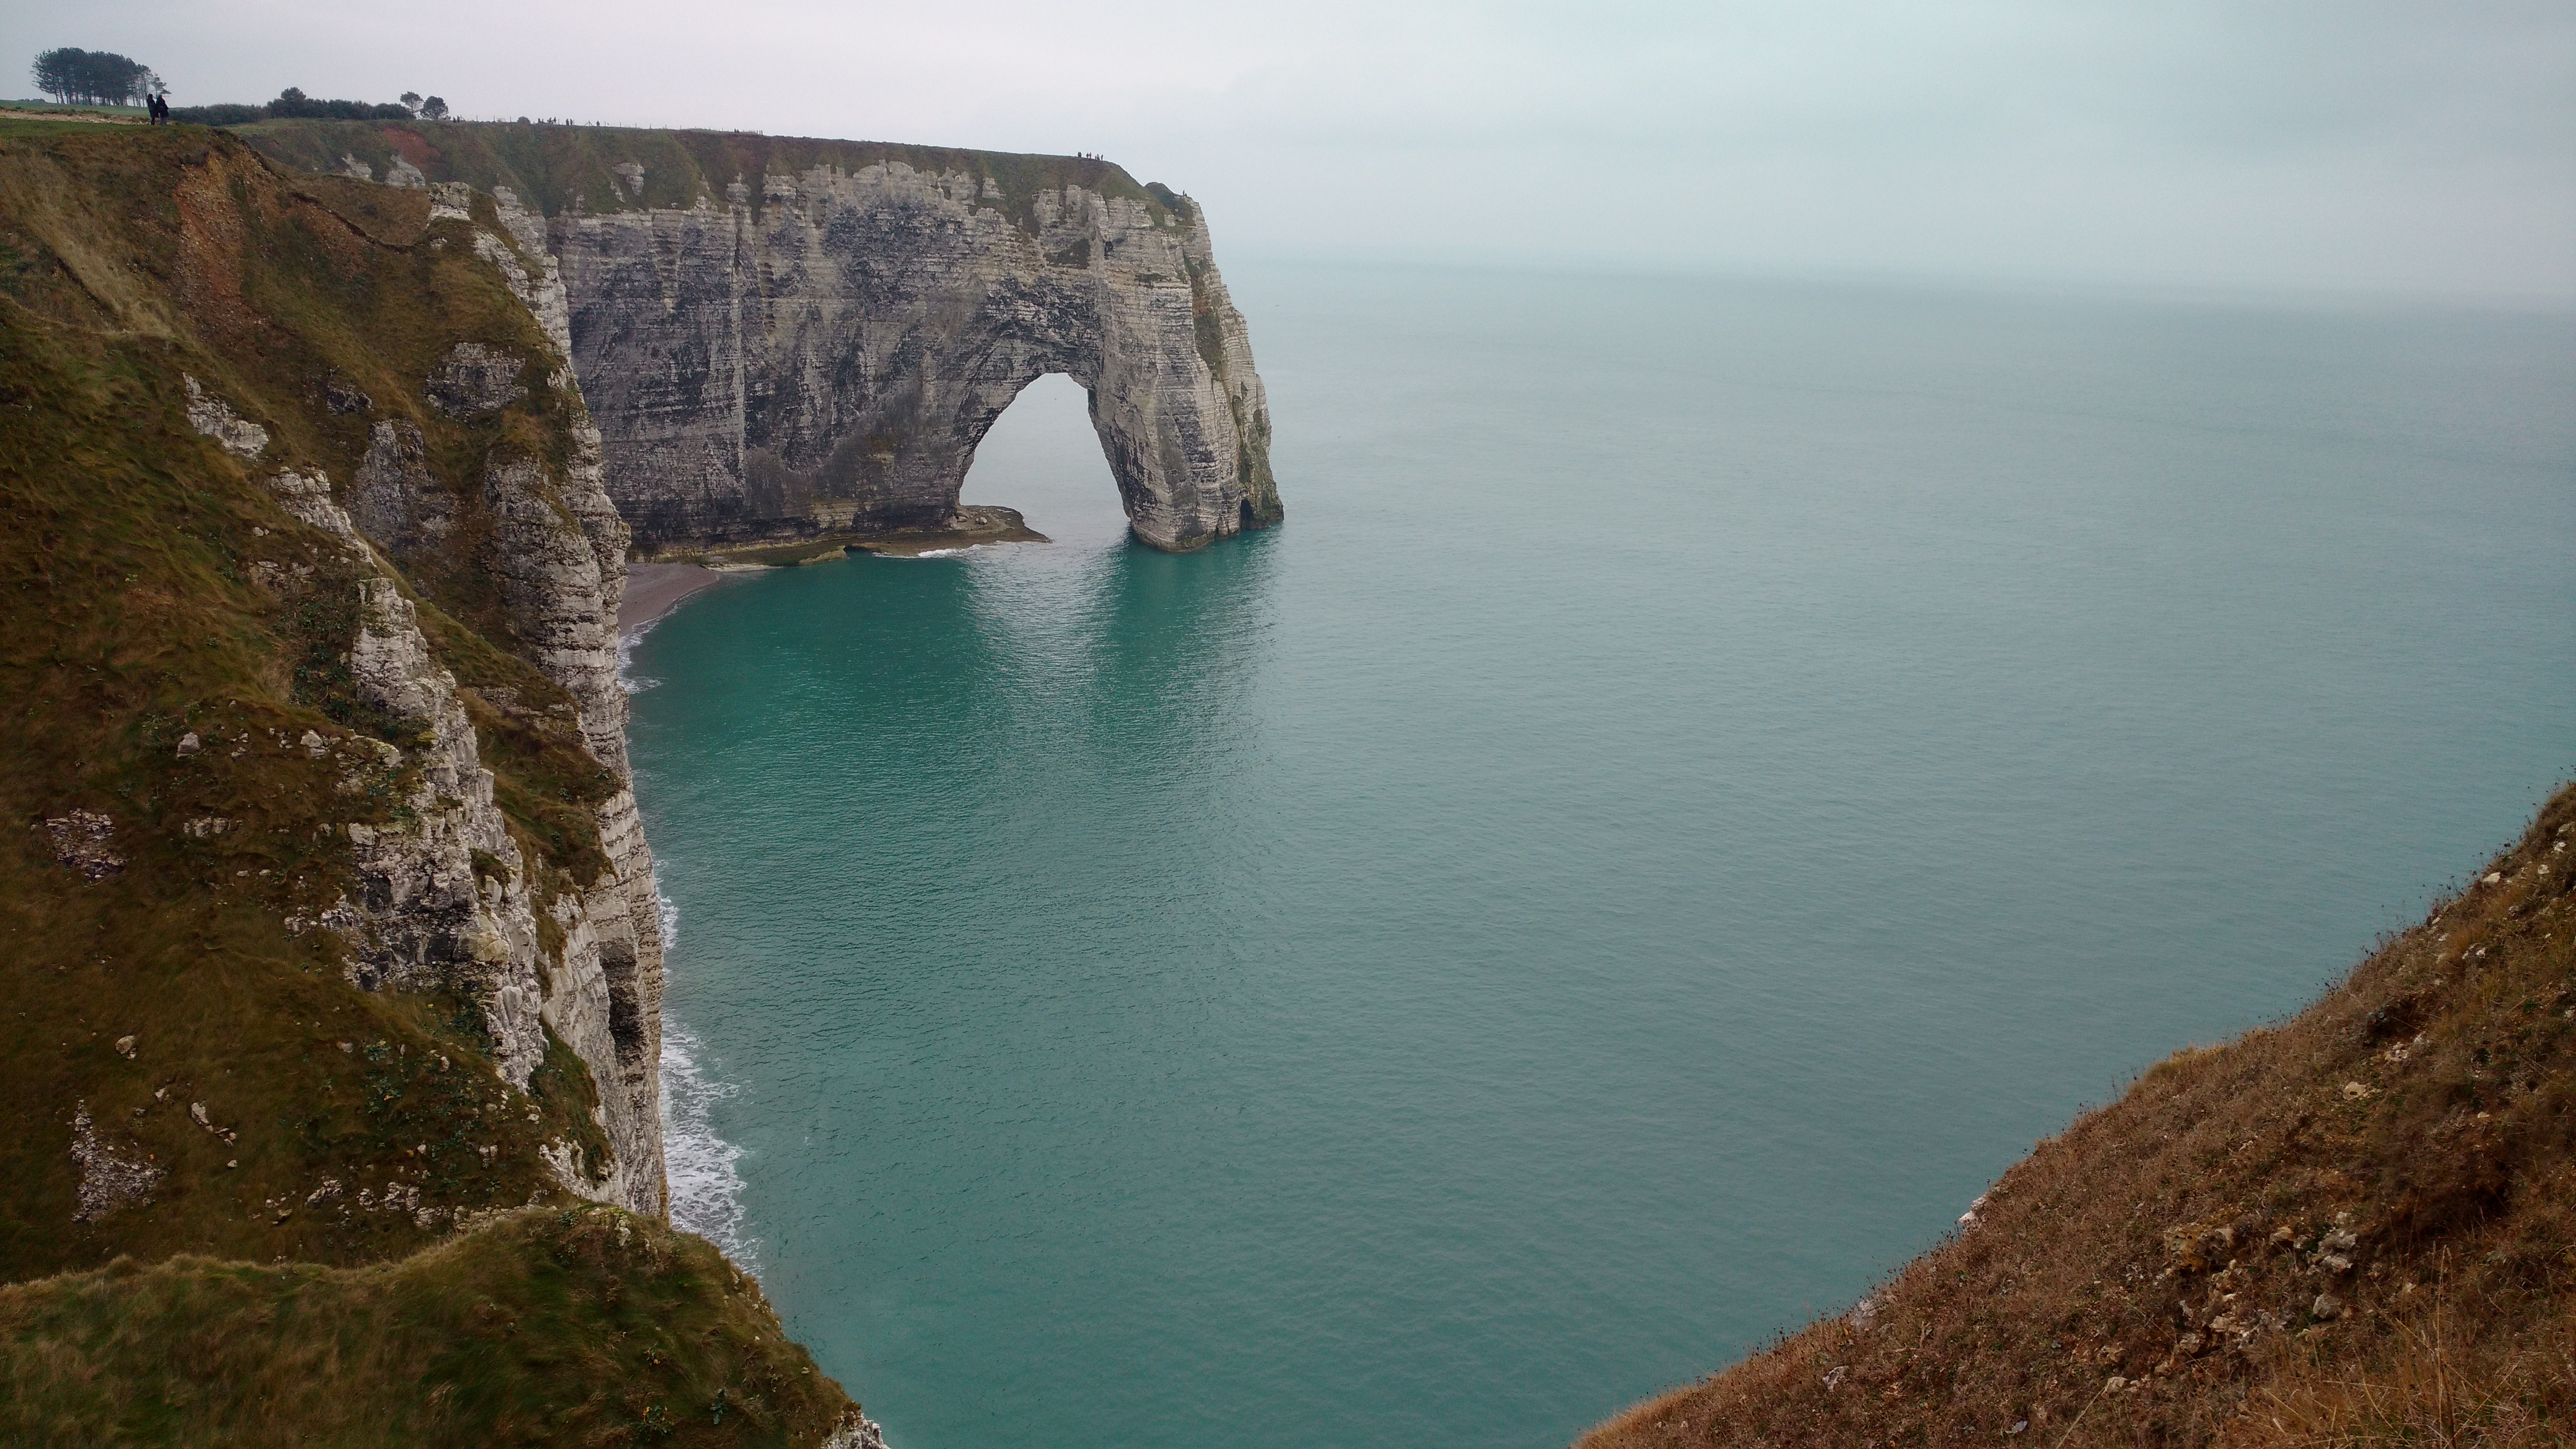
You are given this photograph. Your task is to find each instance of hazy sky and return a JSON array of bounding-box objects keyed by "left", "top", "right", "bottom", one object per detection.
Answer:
[{"left": 17, "top": 0, "right": 2574, "bottom": 300}]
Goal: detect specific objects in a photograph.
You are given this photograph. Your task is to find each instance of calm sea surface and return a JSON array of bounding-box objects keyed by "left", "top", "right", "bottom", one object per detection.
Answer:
[{"left": 623, "top": 264, "right": 2576, "bottom": 1449}]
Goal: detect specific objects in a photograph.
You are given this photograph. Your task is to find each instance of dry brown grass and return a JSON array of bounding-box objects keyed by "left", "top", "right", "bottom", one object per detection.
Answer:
[
  {"left": 1579, "top": 785, "right": 2576, "bottom": 1449},
  {"left": 2229, "top": 1290, "right": 2574, "bottom": 1448}
]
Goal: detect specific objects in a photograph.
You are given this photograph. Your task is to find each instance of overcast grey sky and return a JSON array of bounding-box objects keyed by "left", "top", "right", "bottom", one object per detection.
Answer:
[{"left": 15, "top": 0, "right": 2573, "bottom": 300}]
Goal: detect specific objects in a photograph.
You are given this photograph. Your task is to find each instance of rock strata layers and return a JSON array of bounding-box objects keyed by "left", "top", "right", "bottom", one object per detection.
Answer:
[
  {"left": 552, "top": 161, "right": 1279, "bottom": 551},
  {"left": 247, "top": 123, "right": 1283, "bottom": 554}
]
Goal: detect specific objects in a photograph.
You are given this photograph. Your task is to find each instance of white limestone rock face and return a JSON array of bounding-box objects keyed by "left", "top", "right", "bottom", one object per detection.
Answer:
[
  {"left": 462, "top": 206, "right": 669, "bottom": 1204},
  {"left": 426, "top": 342, "right": 527, "bottom": 418},
  {"left": 182, "top": 376, "right": 268, "bottom": 459},
  {"left": 215, "top": 451, "right": 570, "bottom": 1120},
  {"left": 348, "top": 421, "right": 450, "bottom": 554},
  {"left": 550, "top": 161, "right": 1283, "bottom": 551},
  {"left": 428, "top": 180, "right": 472, "bottom": 222}
]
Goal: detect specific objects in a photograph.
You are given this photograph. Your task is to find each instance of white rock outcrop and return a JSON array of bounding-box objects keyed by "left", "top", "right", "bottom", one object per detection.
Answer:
[
  {"left": 182, "top": 201, "right": 671, "bottom": 1218},
  {"left": 550, "top": 160, "right": 1281, "bottom": 551}
]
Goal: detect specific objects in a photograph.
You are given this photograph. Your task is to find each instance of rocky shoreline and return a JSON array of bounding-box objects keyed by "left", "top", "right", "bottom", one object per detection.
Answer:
[{"left": 619, "top": 506, "right": 1049, "bottom": 639}]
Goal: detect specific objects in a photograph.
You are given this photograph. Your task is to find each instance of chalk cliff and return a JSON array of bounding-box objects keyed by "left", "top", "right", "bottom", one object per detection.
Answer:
[
  {"left": 245, "top": 123, "right": 1285, "bottom": 552},
  {"left": 0, "top": 117, "right": 869, "bottom": 1448},
  {"left": 184, "top": 181, "right": 668, "bottom": 1218},
  {"left": 0, "top": 125, "right": 671, "bottom": 1248}
]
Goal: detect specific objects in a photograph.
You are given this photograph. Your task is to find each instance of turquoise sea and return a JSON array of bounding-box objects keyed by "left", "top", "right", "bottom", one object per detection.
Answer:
[{"left": 623, "top": 264, "right": 2576, "bottom": 1449}]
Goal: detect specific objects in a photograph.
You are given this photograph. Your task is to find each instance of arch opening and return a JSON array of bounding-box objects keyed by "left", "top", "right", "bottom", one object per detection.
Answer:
[{"left": 959, "top": 374, "right": 1132, "bottom": 549}]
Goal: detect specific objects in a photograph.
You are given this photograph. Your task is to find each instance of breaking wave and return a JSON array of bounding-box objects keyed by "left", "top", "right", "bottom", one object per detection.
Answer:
[
  {"left": 616, "top": 618, "right": 662, "bottom": 694},
  {"left": 654, "top": 875, "right": 756, "bottom": 1268}
]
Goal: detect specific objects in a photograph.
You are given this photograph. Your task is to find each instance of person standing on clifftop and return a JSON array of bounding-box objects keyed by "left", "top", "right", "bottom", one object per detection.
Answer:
[{"left": 146, "top": 93, "right": 166, "bottom": 124}]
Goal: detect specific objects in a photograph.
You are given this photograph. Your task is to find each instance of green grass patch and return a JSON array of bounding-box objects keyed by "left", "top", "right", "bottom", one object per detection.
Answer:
[
  {"left": 0, "top": 1207, "right": 861, "bottom": 1446},
  {"left": 230, "top": 117, "right": 1183, "bottom": 233}
]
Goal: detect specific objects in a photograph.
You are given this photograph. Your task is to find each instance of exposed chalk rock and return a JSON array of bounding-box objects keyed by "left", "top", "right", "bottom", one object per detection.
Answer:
[
  {"left": 550, "top": 160, "right": 1282, "bottom": 551},
  {"left": 459, "top": 202, "right": 668, "bottom": 1198},
  {"left": 822, "top": 1409, "right": 890, "bottom": 1449},
  {"left": 41, "top": 809, "right": 122, "bottom": 881},
  {"left": 349, "top": 421, "right": 450, "bottom": 555},
  {"left": 190, "top": 215, "right": 671, "bottom": 1213},
  {"left": 426, "top": 342, "right": 527, "bottom": 418},
  {"left": 69, "top": 1103, "right": 161, "bottom": 1221},
  {"left": 182, "top": 376, "right": 268, "bottom": 459},
  {"left": 428, "top": 179, "right": 471, "bottom": 221}
]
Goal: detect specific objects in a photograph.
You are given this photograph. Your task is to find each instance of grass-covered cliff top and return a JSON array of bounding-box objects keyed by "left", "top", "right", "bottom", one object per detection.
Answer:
[
  {"left": 0, "top": 1206, "right": 863, "bottom": 1446},
  {"left": 231, "top": 117, "right": 1192, "bottom": 231}
]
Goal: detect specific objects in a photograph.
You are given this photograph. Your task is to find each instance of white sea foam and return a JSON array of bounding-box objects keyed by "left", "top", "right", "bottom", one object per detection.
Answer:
[
  {"left": 899, "top": 542, "right": 1016, "bottom": 558},
  {"left": 616, "top": 618, "right": 662, "bottom": 694},
  {"left": 654, "top": 874, "right": 756, "bottom": 1267}
]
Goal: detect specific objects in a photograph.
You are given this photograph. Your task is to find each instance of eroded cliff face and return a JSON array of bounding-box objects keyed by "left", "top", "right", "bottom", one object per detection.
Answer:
[
  {"left": 554, "top": 163, "right": 1278, "bottom": 551},
  {"left": 167, "top": 163, "right": 670, "bottom": 1211},
  {"left": 174, "top": 181, "right": 668, "bottom": 1217},
  {"left": 0, "top": 123, "right": 712, "bottom": 1287},
  {"left": 0, "top": 117, "right": 885, "bottom": 1449},
  {"left": 478, "top": 186, "right": 670, "bottom": 1212},
  {"left": 244, "top": 123, "right": 1283, "bottom": 553}
]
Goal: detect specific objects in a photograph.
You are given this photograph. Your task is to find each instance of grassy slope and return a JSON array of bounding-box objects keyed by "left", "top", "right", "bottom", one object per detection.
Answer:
[
  {"left": 230, "top": 116, "right": 1183, "bottom": 231},
  {"left": 1580, "top": 784, "right": 2576, "bottom": 1448},
  {"left": 0, "top": 115, "right": 592, "bottom": 1275},
  {"left": 0, "top": 1206, "right": 862, "bottom": 1448},
  {"left": 0, "top": 117, "right": 859, "bottom": 1441}
]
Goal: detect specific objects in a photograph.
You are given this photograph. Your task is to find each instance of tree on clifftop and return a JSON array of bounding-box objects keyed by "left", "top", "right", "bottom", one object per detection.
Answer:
[
  {"left": 30, "top": 48, "right": 151, "bottom": 107},
  {"left": 262, "top": 87, "right": 413, "bottom": 121}
]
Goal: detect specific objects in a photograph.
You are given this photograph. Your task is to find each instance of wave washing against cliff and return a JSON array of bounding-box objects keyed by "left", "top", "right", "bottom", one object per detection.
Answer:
[
  {"left": 658, "top": 897, "right": 757, "bottom": 1269},
  {"left": 616, "top": 618, "right": 665, "bottom": 694},
  {"left": 624, "top": 622, "right": 756, "bottom": 1266}
]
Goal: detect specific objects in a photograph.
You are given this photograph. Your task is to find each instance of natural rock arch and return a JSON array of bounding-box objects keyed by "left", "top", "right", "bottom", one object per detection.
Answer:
[{"left": 547, "top": 158, "right": 1282, "bottom": 552}]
